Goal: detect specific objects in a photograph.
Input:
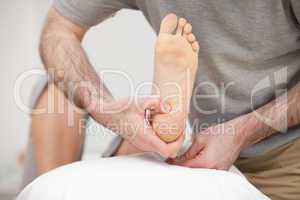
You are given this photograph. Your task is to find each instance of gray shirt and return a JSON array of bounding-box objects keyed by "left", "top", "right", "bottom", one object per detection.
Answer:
[{"left": 53, "top": 0, "right": 300, "bottom": 157}]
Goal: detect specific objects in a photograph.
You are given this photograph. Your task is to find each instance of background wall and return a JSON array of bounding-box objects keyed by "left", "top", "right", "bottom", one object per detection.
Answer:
[{"left": 0, "top": 0, "right": 156, "bottom": 198}]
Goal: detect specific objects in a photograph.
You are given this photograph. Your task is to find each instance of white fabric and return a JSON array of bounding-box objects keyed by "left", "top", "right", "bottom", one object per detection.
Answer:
[{"left": 18, "top": 154, "right": 270, "bottom": 200}]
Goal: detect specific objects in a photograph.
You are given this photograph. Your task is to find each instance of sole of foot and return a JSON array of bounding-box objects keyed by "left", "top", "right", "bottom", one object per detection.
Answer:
[{"left": 152, "top": 13, "right": 199, "bottom": 143}]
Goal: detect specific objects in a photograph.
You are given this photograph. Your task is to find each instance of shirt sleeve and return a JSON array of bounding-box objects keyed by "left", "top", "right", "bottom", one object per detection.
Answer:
[
  {"left": 53, "top": 0, "right": 138, "bottom": 27},
  {"left": 291, "top": 0, "right": 300, "bottom": 24}
]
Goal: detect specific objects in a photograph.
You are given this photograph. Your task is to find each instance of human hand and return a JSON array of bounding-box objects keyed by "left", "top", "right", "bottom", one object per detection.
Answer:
[
  {"left": 91, "top": 96, "right": 184, "bottom": 158},
  {"left": 169, "top": 115, "right": 249, "bottom": 170}
]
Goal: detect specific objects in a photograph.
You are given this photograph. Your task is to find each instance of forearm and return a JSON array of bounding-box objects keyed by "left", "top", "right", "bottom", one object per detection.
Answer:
[
  {"left": 40, "top": 8, "right": 114, "bottom": 117},
  {"left": 240, "top": 82, "right": 300, "bottom": 148}
]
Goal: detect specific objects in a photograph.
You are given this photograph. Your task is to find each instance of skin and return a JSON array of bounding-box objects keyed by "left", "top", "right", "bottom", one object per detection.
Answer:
[
  {"left": 152, "top": 14, "right": 199, "bottom": 143},
  {"left": 170, "top": 81, "right": 300, "bottom": 170},
  {"left": 32, "top": 83, "right": 86, "bottom": 175},
  {"left": 35, "top": 6, "right": 300, "bottom": 174},
  {"left": 35, "top": 7, "right": 184, "bottom": 174},
  {"left": 115, "top": 14, "right": 199, "bottom": 154}
]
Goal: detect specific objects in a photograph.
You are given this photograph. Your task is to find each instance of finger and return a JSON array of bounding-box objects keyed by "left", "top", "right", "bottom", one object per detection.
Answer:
[
  {"left": 181, "top": 153, "right": 215, "bottom": 168},
  {"left": 157, "top": 101, "right": 172, "bottom": 114},
  {"left": 150, "top": 101, "right": 171, "bottom": 115},
  {"left": 178, "top": 149, "right": 220, "bottom": 169},
  {"left": 182, "top": 139, "right": 204, "bottom": 161},
  {"left": 169, "top": 138, "right": 203, "bottom": 165},
  {"left": 139, "top": 95, "right": 160, "bottom": 109},
  {"left": 140, "top": 127, "right": 172, "bottom": 158},
  {"left": 138, "top": 96, "right": 168, "bottom": 114},
  {"left": 166, "top": 133, "right": 185, "bottom": 158},
  {"left": 168, "top": 151, "right": 204, "bottom": 168},
  {"left": 180, "top": 157, "right": 204, "bottom": 168}
]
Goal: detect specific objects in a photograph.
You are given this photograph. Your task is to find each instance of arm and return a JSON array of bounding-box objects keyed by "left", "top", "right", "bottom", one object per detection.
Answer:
[
  {"left": 39, "top": 7, "right": 182, "bottom": 158},
  {"left": 40, "top": 7, "right": 114, "bottom": 112},
  {"left": 171, "top": 81, "right": 300, "bottom": 169},
  {"left": 240, "top": 81, "right": 300, "bottom": 148},
  {"left": 32, "top": 7, "right": 113, "bottom": 176}
]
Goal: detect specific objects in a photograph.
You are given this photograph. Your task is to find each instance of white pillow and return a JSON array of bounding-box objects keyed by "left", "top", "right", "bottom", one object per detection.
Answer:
[{"left": 18, "top": 153, "right": 270, "bottom": 200}]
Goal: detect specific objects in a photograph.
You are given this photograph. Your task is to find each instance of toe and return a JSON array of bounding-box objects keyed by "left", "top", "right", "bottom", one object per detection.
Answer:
[
  {"left": 187, "top": 33, "right": 196, "bottom": 43},
  {"left": 183, "top": 24, "right": 193, "bottom": 41},
  {"left": 159, "top": 13, "right": 178, "bottom": 34},
  {"left": 192, "top": 41, "right": 200, "bottom": 52},
  {"left": 176, "top": 18, "right": 187, "bottom": 35},
  {"left": 184, "top": 23, "right": 193, "bottom": 35}
]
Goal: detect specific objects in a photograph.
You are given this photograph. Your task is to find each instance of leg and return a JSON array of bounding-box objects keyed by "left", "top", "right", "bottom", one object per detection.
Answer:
[
  {"left": 235, "top": 138, "right": 300, "bottom": 200},
  {"left": 115, "top": 14, "right": 199, "bottom": 155},
  {"left": 31, "top": 83, "right": 86, "bottom": 175}
]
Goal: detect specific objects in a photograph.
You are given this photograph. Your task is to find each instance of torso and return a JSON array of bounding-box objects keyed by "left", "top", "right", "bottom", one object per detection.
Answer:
[{"left": 135, "top": 0, "right": 300, "bottom": 156}]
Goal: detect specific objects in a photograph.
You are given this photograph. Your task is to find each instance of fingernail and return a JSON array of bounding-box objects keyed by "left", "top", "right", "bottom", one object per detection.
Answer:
[{"left": 163, "top": 102, "right": 172, "bottom": 113}]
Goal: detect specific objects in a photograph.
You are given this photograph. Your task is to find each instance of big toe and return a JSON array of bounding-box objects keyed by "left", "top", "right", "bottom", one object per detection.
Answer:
[{"left": 159, "top": 13, "right": 178, "bottom": 34}]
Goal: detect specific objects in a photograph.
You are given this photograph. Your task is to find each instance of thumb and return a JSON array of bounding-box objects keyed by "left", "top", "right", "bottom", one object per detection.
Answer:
[
  {"left": 139, "top": 96, "right": 170, "bottom": 114},
  {"left": 180, "top": 148, "right": 217, "bottom": 169},
  {"left": 179, "top": 152, "right": 209, "bottom": 168},
  {"left": 169, "top": 139, "right": 204, "bottom": 165}
]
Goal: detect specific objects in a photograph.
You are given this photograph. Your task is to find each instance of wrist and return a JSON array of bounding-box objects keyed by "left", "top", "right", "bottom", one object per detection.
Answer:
[
  {"left": 229, "top": 113, "right": 256, "bottom": 150},
  {"left": 233, "top": 112, "right": 271, "bottom": 150},
  {"left": 89, "top": 99, "right": 119, "bottom": 128}
]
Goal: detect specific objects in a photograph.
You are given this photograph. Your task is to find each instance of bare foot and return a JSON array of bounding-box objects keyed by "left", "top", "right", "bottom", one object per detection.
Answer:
[
  {"left": 114, "top": 14, "right": 199, "bottom": 156},
  {"left": 152, "top": 14, "right": 199, "bottom": 143}
]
